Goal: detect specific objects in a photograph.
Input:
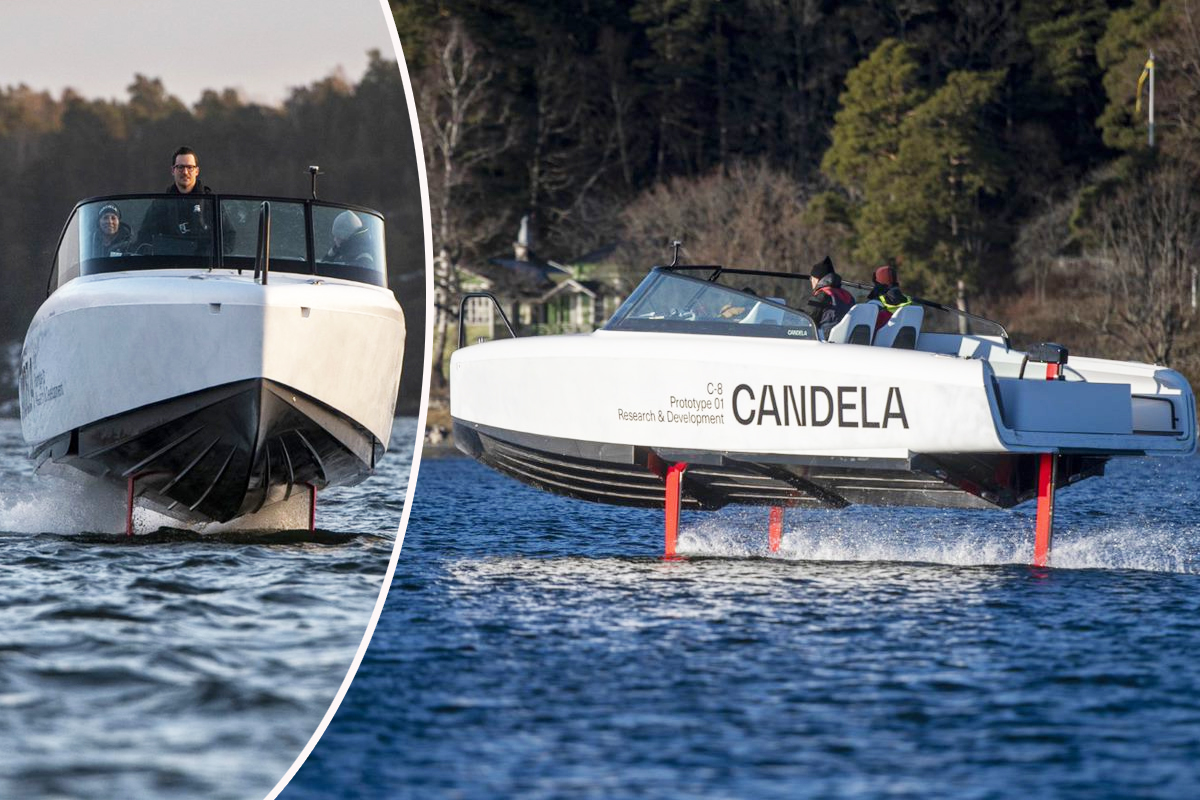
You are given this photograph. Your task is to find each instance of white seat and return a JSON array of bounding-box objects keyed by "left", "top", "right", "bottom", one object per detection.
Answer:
[
  {"left": 874, "top": 304, "right": 924, "bottom": 349},
  {"left": 741, "top": 300, "right": 785, "bottom": 325},
  {"left": 826, "top": 303, "right": 880, "bottom": 345}
]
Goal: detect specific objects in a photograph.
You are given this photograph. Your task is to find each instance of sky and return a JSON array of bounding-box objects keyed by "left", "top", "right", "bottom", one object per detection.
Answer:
[{"left": 0, "top": 0, "right": 400, "bottom": 107}]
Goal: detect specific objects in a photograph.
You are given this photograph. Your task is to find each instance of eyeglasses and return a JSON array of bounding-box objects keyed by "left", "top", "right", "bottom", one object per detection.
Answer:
[{"left": 173, "top": 164, "right": 199, "bottom": 172}]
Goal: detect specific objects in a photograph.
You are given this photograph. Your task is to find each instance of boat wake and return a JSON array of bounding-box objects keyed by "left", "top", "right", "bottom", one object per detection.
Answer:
[
  {"left": 1044, "top": 528, "right": 1198, "bottom": 573},
  {"left": 46, "top": 528, "right": 375, "bottom": 545},
  {"left": 0, "top": 472, "right": 329, "bottom": 538},
  {"left": 0, "top": 473, "right": 126, "bottom": 534},
  {"left": 678, "top": 507, "right": 1200, "bottom": 574}
]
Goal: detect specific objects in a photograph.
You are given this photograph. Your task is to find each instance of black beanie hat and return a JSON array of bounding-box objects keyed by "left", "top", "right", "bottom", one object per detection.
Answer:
[{"left": 810, "top": 256, "right": 834, "bottom": 279}]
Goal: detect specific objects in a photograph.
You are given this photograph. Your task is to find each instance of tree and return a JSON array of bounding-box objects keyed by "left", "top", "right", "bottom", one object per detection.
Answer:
[
  {"left": 126, "top": 75, "right": 189, "bottom": 123},
  {"left": 821, "top": 39, "right": 928, "bottom": 198},
  {"left": 1102, "top": 0, "right": 1200, "bottom": 166},
  {"left": 941, "top": 0, "right": 1023, "bottom": 74},
  {"left": 620, "top": 160, "right": 849, "bottom": 280},
  {"left": 823, "top": 40, "right": 1006, "bottom": 296},
  {"left": 597, "top": 26, "right": 641, "bottom": 190},
  {"left": 1018, "top": 0, "right": 1110, "bottom": 168},
  {"left": 1096, "top": 0, "right": 1170, "bottom": 152},
  {"left": 1084, "top": 163, "right": 1200, "bottom": 369},
  {"left": 876, "top": 69, "right": 1007, "bottom": 294},
  {"left": 631, "top": 0, "right": 720, "bottom": 181},
  {"left": 1014, "top": 193, "right": 1076, "bottom": 302},
  {"left": 417, "top": 17, "right": 516, "bottom": 390},
  {"left": 1024, "top": 0, "right": 1109, "bottom": 98},
  {"left": 526, "top": 46, "right": 603, "bottom": 232}
]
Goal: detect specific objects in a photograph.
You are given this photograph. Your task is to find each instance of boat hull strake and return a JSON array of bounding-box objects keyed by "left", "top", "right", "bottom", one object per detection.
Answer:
[
  {"left": 36, "top": 379, "right": 378, "bottom": 525},
  {"left": 453, "top": 419, "right": 1106, "bottom": 515}
]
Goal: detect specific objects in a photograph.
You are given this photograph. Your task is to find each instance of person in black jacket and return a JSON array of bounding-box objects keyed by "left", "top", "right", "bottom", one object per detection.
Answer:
[
  {"left": 867, "top": 264, "right": 898, "bottom": 302},
  {"left": 866, "top": 264, "right": 911, "bottom": 330},
  {"left": 168, "top": 145, "right": 206, "bottom": 195},
  {"left": 133, "top": 146, "right": 218, "bottom": 254},
  {"left": 323, "top": 210, "right": 375, "bottom": 268},
  {"left": 807, "top": 256, "right": 855, "bottom": 339},
  {"left": 90, "top": 203, "right": 133, "bottom": 257}
]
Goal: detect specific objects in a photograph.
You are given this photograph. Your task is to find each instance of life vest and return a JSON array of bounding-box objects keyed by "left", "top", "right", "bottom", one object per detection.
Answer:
[
  {"left": 873, "top": 292, "right": 911, "bottom": 330},
  {"left": 816, "top": 285, "right": 855, "bottom": 318},
  {"left": 879, "top": 293, "right": 911, "bottom": 314}
]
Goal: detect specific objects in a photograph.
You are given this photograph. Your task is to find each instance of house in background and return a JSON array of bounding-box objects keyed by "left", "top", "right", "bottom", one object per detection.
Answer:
[{"left": 460, "top": 216, "right": 629, "bottom": 338}]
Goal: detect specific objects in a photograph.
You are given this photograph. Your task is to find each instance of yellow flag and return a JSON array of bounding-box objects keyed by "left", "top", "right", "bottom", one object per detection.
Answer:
[{"left": 1135, "top": 56, "right": 1154, "bottom": 114}]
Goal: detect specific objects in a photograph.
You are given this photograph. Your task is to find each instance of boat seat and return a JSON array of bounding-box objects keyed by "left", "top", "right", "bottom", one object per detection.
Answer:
[
  {"left": 826, "top": 303, "right": 879, "bottom": 345},
  {"left": 875, "top": 304, "right": 924, "bottom": 349},
  {"left": 741, "top": 300, "right": 785, "bottom": 325}
]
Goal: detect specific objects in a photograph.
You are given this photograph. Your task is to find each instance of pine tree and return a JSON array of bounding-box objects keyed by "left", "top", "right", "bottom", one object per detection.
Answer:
[{"left": 824, "top": 39, "right": 1005, "bottom": 296}]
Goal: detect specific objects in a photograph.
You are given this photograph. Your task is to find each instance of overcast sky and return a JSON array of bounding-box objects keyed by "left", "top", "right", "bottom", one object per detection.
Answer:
[{"left": 0, "top": 0, "right": 401, "bottom": 107}]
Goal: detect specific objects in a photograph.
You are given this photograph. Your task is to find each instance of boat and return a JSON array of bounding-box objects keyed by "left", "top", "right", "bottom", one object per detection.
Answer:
[
  {"left": 19, "top": 186, "right": 406, "bottom": 531},
  {"left": 450, "top": 262, "right": 1196, "bottom": 564}
]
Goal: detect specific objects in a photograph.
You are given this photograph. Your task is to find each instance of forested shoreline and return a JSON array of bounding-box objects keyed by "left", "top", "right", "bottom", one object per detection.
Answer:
[
  {"left": 398, "top": 0, "right": 1200, "bottom": 389},
  {"left": 0, "top": 51, "right": 425, "bottom": 413}
]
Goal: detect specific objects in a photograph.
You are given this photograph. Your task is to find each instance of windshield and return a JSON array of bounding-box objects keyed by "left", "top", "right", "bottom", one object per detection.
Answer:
[
  {"left": 52, "top": 194, "right": 387, "bottom": 290},
  {"left": 606, "top": 266, "right": 1008, "bottom": 343},
  {"left": 605, "top": 268, "right": 819, "bottom": 340},
  {"left": 313, "top": 205, "right": 387, "bottom": 285},
  {"left": 65, "top": 197, "right": 218, "bottom": 281}
]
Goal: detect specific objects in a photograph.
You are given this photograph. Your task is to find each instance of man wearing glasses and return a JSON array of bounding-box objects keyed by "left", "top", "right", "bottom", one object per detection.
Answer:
[
  {"left": 168, "top": 146, "right": 208, "bottom": 195},
  {"left": 133, "top": 146, "right": 216, "bottom": 254}
]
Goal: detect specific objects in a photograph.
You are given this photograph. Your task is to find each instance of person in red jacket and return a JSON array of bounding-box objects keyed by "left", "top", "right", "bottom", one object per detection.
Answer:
[{"left": 807, "top": 256, "right": 855, "bottom": 339}]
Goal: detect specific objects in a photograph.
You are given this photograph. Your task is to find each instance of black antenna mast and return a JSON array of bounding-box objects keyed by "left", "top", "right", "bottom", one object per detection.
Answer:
[{"left": 308, "top": 165, "right": 322, "bottom": 199}]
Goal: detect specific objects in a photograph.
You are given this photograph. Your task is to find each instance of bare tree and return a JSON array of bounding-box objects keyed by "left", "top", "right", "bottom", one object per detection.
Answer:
[
  {"left": 418, "top": 19, "right": 516, "bottom": 391},
  {"left": 620, "top": 160, "right": 850, "bottom": 280},
  {"left": 946, "top": 0, "right": 1021, "bottom": 71},
  {"left": 882, "top": 0, "right": 935, "bottom": 39},
  {"left": 1155, "top": 0, "right": 1200, "bottom": 164},
  {"left": 1014, "top": 194, "right": 1075, "bottom": 302},
  {"left": 1088, "top": 163, "right": 1200, "bottom": 368},
  {"left": 598, "top": 28, "right": 638, "bottom": 190},
  {"left": 526, "top": 42, "right": 641, "bottom": 257},
  {"left": 528, "top": 47, "right": 585, "bottom": 221}
]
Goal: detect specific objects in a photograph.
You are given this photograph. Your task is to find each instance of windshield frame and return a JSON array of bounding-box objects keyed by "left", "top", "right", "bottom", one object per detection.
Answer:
[
  {"left": 47, "top": 192, "right": 387, "bottom": 294},
  {"left": 605, "top": 265, "right": 1010, "bottom": 345},
  {"left": 603, "top": 265, "right": 820, "bottom": 341}
]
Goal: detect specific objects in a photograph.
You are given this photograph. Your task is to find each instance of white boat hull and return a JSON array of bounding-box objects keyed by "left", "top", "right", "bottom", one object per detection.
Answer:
[
  {"left": 451, "top": 330, "right": 1194, "bottom": 510},
  {"left": 20, "top": 270, "right": 405, "bottom": 522}
]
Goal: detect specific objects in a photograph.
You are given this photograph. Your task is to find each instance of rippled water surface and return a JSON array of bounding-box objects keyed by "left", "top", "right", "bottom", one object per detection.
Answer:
[
  {"left": 0, "top": 417, "right": 413, "bottom": 799},
  {"left": 289, "top": 452, "right": 1200, "bottom": 799}
]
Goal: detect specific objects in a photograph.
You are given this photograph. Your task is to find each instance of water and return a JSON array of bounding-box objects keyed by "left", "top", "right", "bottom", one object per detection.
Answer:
[
  {"left": 287, "top": 452, "right": 1200, "bottom": 799},
  {"left": 0, "top": 416, "right": 414, "bottom": 799}
]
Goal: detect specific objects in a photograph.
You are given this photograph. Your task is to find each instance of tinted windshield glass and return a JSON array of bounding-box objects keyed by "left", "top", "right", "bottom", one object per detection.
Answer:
[
  {"left": 75, "top": 197, "right": 217, "bottom": 277},
  {"left": 313, "top": 205, "right": 386, "bottom": 285},
  {"left": 914, "top": 303, "right": 1007, "bottom": 338},
  {"left": 630, "top": 266, "right": 1008, "bottom": 342},
  {"left": 53, "top": 195, "right": 388, "bottom": 289},
  {"left": 606, "top": 269, "right": 818, "bottom": 340},
  {"left": 221, "top": 199, "right": 308, "bottom": 270}
]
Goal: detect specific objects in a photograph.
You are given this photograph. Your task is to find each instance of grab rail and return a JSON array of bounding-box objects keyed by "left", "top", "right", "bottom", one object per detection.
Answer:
[
  {"left": 458, "top": 292, "right": 517, "bottom": 349},
  {"left": 253, "top": 201, "right": 271, "bottom": 285}
]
